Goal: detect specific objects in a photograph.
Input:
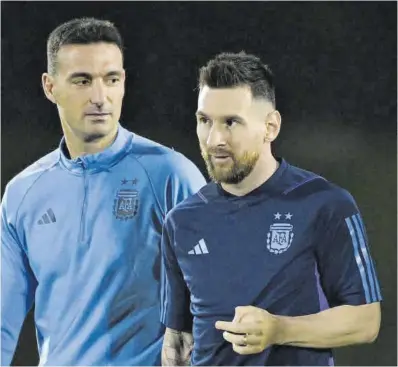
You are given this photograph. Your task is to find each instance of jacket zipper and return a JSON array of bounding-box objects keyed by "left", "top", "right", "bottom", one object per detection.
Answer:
[{"left": 79, "top": 160, "right": 88, "bottom": 244}]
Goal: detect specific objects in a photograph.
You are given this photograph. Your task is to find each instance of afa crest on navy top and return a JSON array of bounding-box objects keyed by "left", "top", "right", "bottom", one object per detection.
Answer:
[{"left": 267, "top": 213, "right": 295, "bottom": 254}]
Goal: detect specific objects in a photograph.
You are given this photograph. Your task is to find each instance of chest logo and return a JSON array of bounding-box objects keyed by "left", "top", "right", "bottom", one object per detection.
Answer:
[
  {"left": 113, "top": 179, "right": 140, "bottom": 220},
  {"left": 266, "top": 213, "right": 294, "bottom": 254}
]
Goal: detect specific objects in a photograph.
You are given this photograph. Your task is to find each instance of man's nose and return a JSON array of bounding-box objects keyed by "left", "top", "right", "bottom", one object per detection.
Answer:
[
  {"left": 90, "top": 80, "right": 106, "bottom": 107},
  {"left": 207, "top": 124, "right": 227, "bottom": 147}
]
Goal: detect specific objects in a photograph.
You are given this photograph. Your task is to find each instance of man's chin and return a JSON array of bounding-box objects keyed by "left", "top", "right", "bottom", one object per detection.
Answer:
[
  {"left": 208, "top": 164, "right": 255, "bottom": 185},
  {"left": 208, "top": 167, "right": 236, "bottom": 184},
  {"left": 204, "top": 150, "right": 259, "bottom": 184},
  {"left": 82, "top": 122, "right": 116, "bottom": 142},
  {"left": 83, "top": 133, "right": 107, "bottom": 143}
]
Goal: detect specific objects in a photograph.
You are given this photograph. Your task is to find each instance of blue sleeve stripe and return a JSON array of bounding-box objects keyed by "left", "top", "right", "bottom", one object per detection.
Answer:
[
  {"left": 160, "top": 265, "right": 167, "bottom": 322},
  {"left": 371, "top": 257, "right": 382, "bottom": 300},
  {"left": 355, "top": 214, "right": 382, "bottom": 301},
  {"left": 345, "top": 216, "right": 371, "bottom": 303},
  {"left": 352, "top": 215, "right": 377, "bottom": 302},
  {"left": 356, "top": 213, "right": 367, "bottom": 240}
]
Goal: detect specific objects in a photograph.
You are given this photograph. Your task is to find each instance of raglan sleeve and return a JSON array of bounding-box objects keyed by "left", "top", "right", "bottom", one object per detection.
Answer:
[
  {"left": 163, "top": 151, "right": 206, "bottom": 213},
  {"left": 1, "top": 185, "right": 37, "bottom": 366}
]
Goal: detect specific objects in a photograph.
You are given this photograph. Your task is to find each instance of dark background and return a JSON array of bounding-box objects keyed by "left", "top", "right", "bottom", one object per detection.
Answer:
[{"left": 1, "top": 1, "right": 396, "bottom": 365}]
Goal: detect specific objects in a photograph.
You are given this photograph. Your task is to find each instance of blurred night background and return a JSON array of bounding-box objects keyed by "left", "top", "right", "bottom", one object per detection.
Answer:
[{"left": 1, "top": 1, "right": 396, "bottom": 365}]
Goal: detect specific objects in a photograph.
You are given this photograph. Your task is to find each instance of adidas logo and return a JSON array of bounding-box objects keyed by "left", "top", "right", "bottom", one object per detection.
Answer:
[
  {"left": 188, "top": 239, "right": 209, "bottom": 255},
  {"left": 37, "top": 209, "right": 56, "bottom": 225}
]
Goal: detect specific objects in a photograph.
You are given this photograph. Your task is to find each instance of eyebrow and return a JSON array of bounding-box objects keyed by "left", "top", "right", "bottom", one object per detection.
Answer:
[
  {"left": 68, "top": 70, "right": 123, "bottom": 80},
  {"left": 196, "top": 111, "right": 244, "bottom": 121}
]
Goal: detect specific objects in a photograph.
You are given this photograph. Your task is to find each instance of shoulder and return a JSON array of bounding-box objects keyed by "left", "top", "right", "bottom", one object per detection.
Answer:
[
  {"left": 164, "top": 182, "right": 216, "bottom": 228},
  {"left": 127, "top": 132, "right": 205, "bottom": 184},
  {"left": 3, "top": 149, "right": 60, "bottom": 216},
  {"left": 284, "top": 162, "right": 358, "bottom": 215}
]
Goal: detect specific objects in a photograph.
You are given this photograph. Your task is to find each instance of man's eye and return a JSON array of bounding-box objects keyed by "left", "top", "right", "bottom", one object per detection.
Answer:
[
  {"left": 74, "top": 79, "right": 90, "bottom": 86},
  {"left": 226, "top": 118, "right": 238, "bottom": 127},
  {"left": 108, "top": 77, "right": 120, "bottom": 85},
  {"left": 199, "top": 117, "right": 209, "bottom": 124}
]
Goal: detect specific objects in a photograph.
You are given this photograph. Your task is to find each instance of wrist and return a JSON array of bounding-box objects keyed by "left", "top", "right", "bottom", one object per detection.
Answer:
[{"left": 271, "top": 314, "right": 288, "bottom": 345}]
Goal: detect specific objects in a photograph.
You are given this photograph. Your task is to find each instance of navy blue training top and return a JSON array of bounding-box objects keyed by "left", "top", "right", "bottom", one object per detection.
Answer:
[{"left": 160, "top": 158, "right": 382, "bottom": 366}]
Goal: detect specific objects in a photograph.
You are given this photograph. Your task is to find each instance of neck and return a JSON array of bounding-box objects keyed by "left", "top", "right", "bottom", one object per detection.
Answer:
[
  {"left": 63, "top": 126, "right": 118, "bottom": 160},
  {"left": 220, "top": 153, "right": 279, "bottom": 197}
]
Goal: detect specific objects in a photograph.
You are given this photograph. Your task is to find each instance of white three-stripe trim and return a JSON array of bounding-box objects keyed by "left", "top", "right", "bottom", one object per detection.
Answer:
[{"left": 345, "top": 213, "right": 381, "bottom": 303}]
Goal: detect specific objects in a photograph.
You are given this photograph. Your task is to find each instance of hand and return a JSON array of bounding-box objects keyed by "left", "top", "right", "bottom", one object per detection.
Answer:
[{"left": 215, "top": 306, "right": 279, "bottom": 355}]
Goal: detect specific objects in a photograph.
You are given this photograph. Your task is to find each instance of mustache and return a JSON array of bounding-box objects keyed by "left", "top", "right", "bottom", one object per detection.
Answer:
[{"left": 205, "top": 148, "right": 233, "bottom": 156}]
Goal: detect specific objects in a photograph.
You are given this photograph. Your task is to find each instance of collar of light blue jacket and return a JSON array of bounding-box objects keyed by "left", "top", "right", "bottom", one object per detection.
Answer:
[{"left": 58, "top": 123, "right": 133, "bottom": 174}]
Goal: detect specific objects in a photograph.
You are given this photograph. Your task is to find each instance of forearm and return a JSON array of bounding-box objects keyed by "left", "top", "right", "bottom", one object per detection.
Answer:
[
  {"left": 274, "top": 303, "right": 381, "bottom": 349},
  {"left": 1, "top": 269, "right": 34, "bottom": 365},
  {"left": 1, "top": 296, "right": 30, "bottom": 366},
  {"left": 162, "top": 328, "right": 193, "bottom": 366}
]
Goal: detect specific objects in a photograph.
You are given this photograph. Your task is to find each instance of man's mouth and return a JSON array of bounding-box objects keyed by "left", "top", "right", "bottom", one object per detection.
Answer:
[
  {"left": 211, "top": 154, "right": 232, "bottom": 163},
  {"left": 86, "top": 113, "right": 110, "bottom": 116},
  {"left": 211, "top": 151, "right": 231, "bottom": 158}
]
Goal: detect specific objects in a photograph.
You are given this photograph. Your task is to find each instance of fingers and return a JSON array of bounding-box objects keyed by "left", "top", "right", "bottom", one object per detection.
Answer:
[
  {"left": 215, "top": 321, "right": 240, "bottom": 332},
  {"left": 215, "top": 321, "right": 259, "bottom": 334},
  {"left": 216, "top": 306, "right": 268, "bottom": 355},
  {"left": 232, "top": 312, "right": 244, "bottom": 323},
  {"left": 219, "top": 306, "right": 259, "bottom": 327},
  {"left": 233, "top": 306, "right": 250, "bottom": 322},
  {"left": 234, "top": 306, "right": 259, "bottom": 320},
  {"left": 222, "top": 332, "right": 264, "bottom": 355},
  {"left": 222, "top": 331, "right": 260, "bottom": 346},
  {"left": 232, "top": 343, "right": 264, "bottom": 355}
]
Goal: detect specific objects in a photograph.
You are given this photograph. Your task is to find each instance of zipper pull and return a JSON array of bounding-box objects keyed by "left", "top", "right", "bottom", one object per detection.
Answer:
[{"left": 77, "top": 158, "right": 86, "bottom": 169}]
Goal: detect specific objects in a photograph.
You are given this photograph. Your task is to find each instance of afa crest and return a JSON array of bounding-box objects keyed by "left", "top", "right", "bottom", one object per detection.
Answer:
[
  {"left": 113, "top": 189, "right": 139, "bottom": 220},
  {"left": 266, "top": 213, "right": 294, "bottom": 254}
]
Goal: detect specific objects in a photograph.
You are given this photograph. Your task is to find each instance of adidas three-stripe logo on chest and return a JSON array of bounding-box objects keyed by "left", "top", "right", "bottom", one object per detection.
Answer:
[{"left": 188, "top": 239, "right": 209, "bottom": 255}]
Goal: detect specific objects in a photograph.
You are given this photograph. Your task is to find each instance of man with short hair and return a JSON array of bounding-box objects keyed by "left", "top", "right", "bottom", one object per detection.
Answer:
[
  {"left": 160, "top": 52, "right": 382, "bottom": 366},
  {"left": 1, "top": 18, "right": 206, "bottom": 366}
]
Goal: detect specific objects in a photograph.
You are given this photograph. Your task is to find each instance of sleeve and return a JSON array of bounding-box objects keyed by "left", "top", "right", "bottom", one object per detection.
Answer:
[
  {"left": 160, "top": 216, "right": 193, "bottom": 332},
  {"left": 164, "top": 152, "right": 206, "bottom": 214},
  {"left": 315, "top": 190, "right": 382, "bottom": 308},
  {"left": 1, "top": 187, "right": 37, "bottom": 366}
]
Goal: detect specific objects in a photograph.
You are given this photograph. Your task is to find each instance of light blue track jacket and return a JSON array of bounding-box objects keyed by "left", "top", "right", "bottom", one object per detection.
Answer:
[{"left": 1, "top": 125, "right": 206, "bottom": 365}]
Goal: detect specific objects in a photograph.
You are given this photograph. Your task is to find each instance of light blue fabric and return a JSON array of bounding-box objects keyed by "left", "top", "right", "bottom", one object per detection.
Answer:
[{"left": 1, "top": 125, "right": 206, "bottom": 365}]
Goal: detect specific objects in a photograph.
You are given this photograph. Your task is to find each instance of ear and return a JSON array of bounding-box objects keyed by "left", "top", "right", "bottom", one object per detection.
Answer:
[
  {"left": 42, "top": 73, "right": 57, "bottom": 104},
  {"left": 264, "top": 110, "right": 281, "bottom": 143}
]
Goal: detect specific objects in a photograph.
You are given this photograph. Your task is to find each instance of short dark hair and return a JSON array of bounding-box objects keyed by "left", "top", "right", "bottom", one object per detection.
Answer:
[
  {"left": 198, "top": 51, "right": 276, "bottom": 106},
  {"left": 47, "top": 17, "right": 123, "bottom": 75}
]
